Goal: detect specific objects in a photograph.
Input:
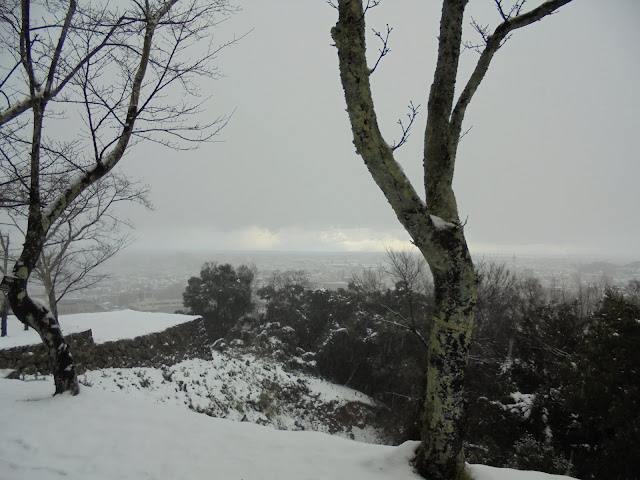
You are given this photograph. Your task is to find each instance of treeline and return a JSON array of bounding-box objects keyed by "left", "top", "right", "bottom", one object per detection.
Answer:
[{"left": 181, "top": 255, "right": 640, "bottom": 480}]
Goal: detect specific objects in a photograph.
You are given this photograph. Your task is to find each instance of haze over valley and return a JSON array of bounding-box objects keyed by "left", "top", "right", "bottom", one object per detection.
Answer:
[{"left": 51, "top": 250, "right": 640, "bottom": 315}]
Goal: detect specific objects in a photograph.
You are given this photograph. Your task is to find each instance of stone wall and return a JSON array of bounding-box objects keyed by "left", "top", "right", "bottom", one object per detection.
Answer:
[{"left": 0, "top": 317, "right": 210, "bottom": 375}]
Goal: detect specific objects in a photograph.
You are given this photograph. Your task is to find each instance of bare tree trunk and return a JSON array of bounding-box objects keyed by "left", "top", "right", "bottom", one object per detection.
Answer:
[
  {"left": 416, "top": 245, "right": 476, "bottom": 479},
  {"left": 7, "top": 209, "right": 79, "bottom": 394}
]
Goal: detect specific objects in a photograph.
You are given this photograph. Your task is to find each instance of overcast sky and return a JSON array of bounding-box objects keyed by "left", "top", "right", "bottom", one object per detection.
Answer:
[{"left": 118, "top": 0, "right": 640, "bottom": 256}]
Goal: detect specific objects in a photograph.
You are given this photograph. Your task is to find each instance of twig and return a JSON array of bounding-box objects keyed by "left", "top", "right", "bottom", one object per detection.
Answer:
[
  {"left": 364, "top": 0, "right": 381, "bottom": 14},
  {"left": 495, "top": 0, "right": 527, "bottom": 21},
  {"left": 369, "top": 24, "right": 392, "bottom": 75},
  {"left": 463, "top": 17, "right": 490, "bottom": 53},
  {"left": 392, "top": 101, "right": 420, "bottom": 151},
  {"left": 459, "top": 125, "right": 473, "bottom": 141}
]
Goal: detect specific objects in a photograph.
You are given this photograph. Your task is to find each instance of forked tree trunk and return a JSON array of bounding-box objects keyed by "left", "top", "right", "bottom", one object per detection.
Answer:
[
  {"left": 332, "top": 0, "right": 572, "bottom": 477},
  {"left": 332, "top": 1, "right": 476, "bottom": 478}
]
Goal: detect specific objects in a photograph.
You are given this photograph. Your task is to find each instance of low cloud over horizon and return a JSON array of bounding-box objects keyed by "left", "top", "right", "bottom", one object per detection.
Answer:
[{"left": 129, "top": 224, "right": 639, "bottom": 259}]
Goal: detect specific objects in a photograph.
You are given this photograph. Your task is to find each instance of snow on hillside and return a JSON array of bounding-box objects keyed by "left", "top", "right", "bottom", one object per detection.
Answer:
[
  {"left": 80, "top": 353, "right": 385, "bottom": 444},
  {"left": 0, "top": 378, "right": 578, "bottom": 480},
  {"left": 0, "top": 310, "right": 200, "bottom": 349}
]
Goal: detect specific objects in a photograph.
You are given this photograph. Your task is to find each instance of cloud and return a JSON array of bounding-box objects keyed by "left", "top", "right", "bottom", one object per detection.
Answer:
[
  {"left": 133, "top": 225, "right": 416, "bottom": 252},
  {"left": 235, "top": 226, "right": 282, "bottom": 250},
  {"left": 133, "top": 223, "right": 637, "bottom": 258}
]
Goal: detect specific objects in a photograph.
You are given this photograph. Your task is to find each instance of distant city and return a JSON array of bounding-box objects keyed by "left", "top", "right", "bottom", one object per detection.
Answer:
[{"left": 51, "top": 250, "right": 640, "bottom": 316}]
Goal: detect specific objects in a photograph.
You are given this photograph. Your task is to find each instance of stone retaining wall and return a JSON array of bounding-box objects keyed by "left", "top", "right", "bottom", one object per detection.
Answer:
[{"left": 0, "top": 317, "right": 210, "bottom": 375}]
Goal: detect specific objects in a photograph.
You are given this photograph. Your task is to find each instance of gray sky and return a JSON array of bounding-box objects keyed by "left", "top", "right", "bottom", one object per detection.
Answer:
[{"left": 119, "top": 0, "right": 640, "bottom": 256}]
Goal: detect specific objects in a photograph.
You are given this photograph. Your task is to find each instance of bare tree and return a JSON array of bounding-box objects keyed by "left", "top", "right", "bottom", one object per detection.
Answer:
[
  {"left": 625, "top": 279, "right": 640, "bottom": 306},
  {"left": 30, "top": 174, "right": 151, "bottom": 319},
  {"left": 474, "top": 259, "right": 519, "bottom": 323},
  {"left": 0, "top": 0, "right": 238, "bottom": 395},
  {"left": 262, "top": 269, "right": 313, "bottom": 292},
  {"left": 349, "top": 266, "right": 387, "bottom": 296},
  {"left": 380, "top": 248, "right": 432, "bottom": 349},
  {"left": 331, "top": 1, "right": 574, "bottom": 478},
  {"left": 470, "top": 259, "right": 519, "bottom": 368}
]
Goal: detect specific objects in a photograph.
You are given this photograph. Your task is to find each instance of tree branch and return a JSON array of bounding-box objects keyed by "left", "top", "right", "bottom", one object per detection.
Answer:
[
  {"left": 392, "top": 101, "right": 420, "bottom": 151},
  {"left": 369, "top": 24, "right": 392, "bottom": 75},
  {"left": 450, "top": 0, "right": 574, "bottom": 139}
]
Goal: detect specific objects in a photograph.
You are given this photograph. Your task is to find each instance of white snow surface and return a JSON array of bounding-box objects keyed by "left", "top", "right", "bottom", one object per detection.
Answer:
[
  {"left": 0, "top": 310, "right": 200, "bottom": 349},
  {"left": 0, "top": 378, "right": 578, "bottom": 480}
]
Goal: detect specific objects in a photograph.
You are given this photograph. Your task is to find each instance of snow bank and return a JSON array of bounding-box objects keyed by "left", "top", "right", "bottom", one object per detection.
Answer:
[{"left": 0, "top": 378, "right": 419, "bottom": 480}]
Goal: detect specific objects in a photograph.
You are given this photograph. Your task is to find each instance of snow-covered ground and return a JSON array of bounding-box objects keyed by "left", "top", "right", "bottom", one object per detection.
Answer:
[
  {"left": 0, "top": 378, "right": 577, "bottom": 480},
  {"left": 0, "top": 310, "right": 579, "bottom": 479},
  {"left": 0, "top": 310, "right": 199, "bottom": 349}
]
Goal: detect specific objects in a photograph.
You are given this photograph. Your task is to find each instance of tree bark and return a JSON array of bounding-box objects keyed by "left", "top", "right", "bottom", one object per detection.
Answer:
[
  {"left": 415, "top": 241, "right": 476, "bottom": 480},
  {"left": 8, "top": 280, "right": 79, "bottom": 395}
]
